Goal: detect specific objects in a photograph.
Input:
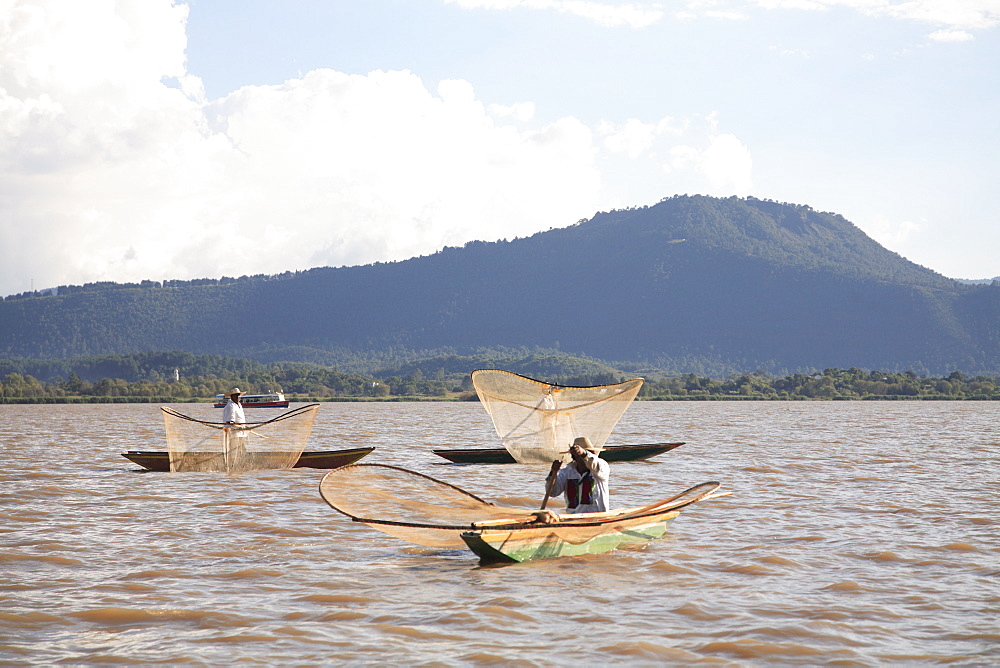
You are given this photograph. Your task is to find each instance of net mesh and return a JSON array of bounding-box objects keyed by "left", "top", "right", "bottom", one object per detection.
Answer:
[
  {"left": 472, "top": 369, "right": 644, "bottom": 464},
  {"left": 319, "top": 464, "right": 540, "bottom": 547},
  {"left": 472, "top": 481, "right": 726, "bottom": 547},
  {"left": 162, "top": 404, "right": 319, "bottom": 473},
  {"left": 319, "top": 463, "right": 725, "bottom": 549}
]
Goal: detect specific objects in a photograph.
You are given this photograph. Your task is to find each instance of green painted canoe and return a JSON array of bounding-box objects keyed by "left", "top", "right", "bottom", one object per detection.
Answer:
[{"left": 461, "top": 513, "right": 678, "bottom": 564}]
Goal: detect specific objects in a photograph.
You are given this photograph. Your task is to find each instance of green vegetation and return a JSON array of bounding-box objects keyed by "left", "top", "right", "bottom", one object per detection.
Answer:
[
  {"left": 0, "top": 349, "right": 630, "bottom": 400},
  {"left": 0, "top": 366, "right": 445, "bottom": 402},
  {"left": 0, "top": 353, "right": 422, "bottom": 402},
  {"left": 638, "top": 368, "right": 1000, "bottom": 400},
  {"left": 1, "top": 353, "right": 997, "bottom": 402}
]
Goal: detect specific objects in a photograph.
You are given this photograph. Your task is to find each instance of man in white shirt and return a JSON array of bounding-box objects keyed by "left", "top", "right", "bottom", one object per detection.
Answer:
[
  {"left": 220, "top": 388, "right": 248, "bottom": 465},
  {"left": 222, "top": 388, "right": 246, "bottom": 425},
  {"left": 547, "top": 436, "right": 610, "bottom": 513}
]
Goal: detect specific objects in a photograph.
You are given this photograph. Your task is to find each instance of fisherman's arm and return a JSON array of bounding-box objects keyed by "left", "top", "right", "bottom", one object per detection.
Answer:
[
  {"left": 547, "top": 466, "right": 567, "bottom": 496},
  {"left": 583, "top": 452, "right": 610, "bottom": 481}
]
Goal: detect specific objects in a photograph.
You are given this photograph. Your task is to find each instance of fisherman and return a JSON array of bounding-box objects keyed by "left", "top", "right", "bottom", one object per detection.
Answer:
[
  {"left": 220, "top": 387, "right": 249, "bottom": 465},
  {"left": 546, "top": 436, "right": 610, "bottom": 513},
  {"left": 222, "top": 387, "right": 246, "bottom": 426}
]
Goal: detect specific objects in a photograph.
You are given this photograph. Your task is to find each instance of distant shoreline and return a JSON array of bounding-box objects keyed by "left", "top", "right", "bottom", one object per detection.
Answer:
[{"left": 2, "top": 395, "right": 998, "bottom": 405}]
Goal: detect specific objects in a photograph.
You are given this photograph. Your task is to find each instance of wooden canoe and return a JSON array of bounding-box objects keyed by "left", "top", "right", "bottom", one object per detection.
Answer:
[
  {"left": 460, "top": 482, "right": 728, "bottom": 564},
  {"left": 121, "top": 446, "right": 375, "bottom": 472},
  {"left": 432, "top": 442, "right": 684, "bottom": 464},
  {"left": 461, "top": 512, "right": 677, "bottom": 564}
]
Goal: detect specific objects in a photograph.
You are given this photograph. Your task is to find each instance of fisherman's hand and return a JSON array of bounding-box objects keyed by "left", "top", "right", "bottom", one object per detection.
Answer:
[{"left": 532, "top": 509, "right": 558, "bottom": 524}]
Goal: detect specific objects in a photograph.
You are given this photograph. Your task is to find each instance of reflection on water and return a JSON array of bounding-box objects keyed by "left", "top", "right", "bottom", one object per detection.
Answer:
[{"left": 1, "top": 401, "right": 998, "bottom": 664}]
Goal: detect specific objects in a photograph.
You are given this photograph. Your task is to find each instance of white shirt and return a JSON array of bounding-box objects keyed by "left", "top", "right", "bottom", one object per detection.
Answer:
[
  {"left": 549, "top": 452, "right": 610, "bottom": 513},
  {"left": 222, "top": 399, "right": 245, "bottom": 425}
]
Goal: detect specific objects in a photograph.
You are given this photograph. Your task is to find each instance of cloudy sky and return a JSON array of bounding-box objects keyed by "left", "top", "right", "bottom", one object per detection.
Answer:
[{"left": 1, "top": 0, "right": 998, "bottom": 297}]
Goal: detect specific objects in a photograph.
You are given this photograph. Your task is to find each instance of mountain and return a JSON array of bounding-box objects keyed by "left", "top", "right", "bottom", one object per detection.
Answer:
[{"left": 2, "top": 195, "right": 998, "bottom": 375}]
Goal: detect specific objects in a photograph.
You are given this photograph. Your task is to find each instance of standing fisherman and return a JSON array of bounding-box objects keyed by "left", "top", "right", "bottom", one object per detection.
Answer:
[
  {"left": 221, "top": 388, "right": 247, "bottom": 466},
  {"left": 222, "top": 388, "right": 246, "bottom": 426}
]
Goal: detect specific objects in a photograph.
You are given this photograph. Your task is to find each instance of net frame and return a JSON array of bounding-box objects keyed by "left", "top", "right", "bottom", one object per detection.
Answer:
[
  {"left": 467, "top": 482, "right": 730, "bottom": 550},
  {"left": 471, "top": 369, "right": 644, "bottom": 464},
  {"left": 319, "top": 464, "right": 540, "bottom": 547},
  {"left": 162, "top": 403, "right": 319, "bottom": 473},
  {"left": 318, "top": 463, "right": 726, "bottom": 549}
]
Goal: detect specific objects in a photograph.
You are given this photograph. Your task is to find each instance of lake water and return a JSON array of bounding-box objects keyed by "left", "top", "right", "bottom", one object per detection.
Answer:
[{"left": 1, "top": 401, "right": 997, "bottom": 665}]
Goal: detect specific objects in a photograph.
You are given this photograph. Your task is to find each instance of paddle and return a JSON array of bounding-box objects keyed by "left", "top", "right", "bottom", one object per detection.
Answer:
[{"left": 540, "top": 460, "right": 562, "bottom": 510}]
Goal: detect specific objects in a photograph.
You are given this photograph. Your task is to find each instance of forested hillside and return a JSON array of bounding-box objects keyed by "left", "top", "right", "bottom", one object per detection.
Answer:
[{"left": 2, "top": 195, "right": 998, "bottom": 375}]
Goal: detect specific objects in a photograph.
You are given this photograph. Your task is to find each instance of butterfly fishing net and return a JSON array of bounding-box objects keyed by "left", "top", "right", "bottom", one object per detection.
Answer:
[
  {"left": 162, "top": 404, "right": 319, "bottom": 473},
  {"left": 319, "top": 463, "right": 727, "bottom": 551},
  {"left": 467, "top": 480, "right": 729, "bottom": 555},
  {"left": 472, "top": 369, "right": 644, "bottom": 464},
  {"left": 319, "top": 464, "right": 540, "bottom": 547}
]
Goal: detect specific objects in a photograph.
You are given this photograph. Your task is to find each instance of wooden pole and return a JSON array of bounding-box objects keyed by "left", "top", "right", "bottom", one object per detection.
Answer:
[{"left": 540, "top": 460, "right": 562, "bottom": 509}]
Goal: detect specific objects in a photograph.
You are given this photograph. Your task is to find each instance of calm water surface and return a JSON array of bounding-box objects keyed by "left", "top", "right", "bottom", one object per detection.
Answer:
[{"left": 1, "top": 401, "right": 997, "bottom": 665}]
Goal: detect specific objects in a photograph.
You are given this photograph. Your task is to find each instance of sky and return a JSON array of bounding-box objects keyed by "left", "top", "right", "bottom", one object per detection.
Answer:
[{"left": 1, "top": 0, "right": 998, "bottom": 298}]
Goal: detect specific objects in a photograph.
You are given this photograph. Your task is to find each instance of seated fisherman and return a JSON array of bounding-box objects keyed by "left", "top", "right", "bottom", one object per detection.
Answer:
[{"left": 547, "top": 436, "right": 610, "bottom": 513}]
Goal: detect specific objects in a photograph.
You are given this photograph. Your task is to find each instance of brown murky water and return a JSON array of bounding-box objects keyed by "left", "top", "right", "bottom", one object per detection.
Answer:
[{"left": 1, "top": 401, "right": 997, "bottom": 665}]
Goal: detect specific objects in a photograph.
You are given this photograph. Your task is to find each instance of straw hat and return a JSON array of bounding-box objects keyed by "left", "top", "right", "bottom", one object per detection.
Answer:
[
  {"left": 573, "top": 436, "right": 596, "bottom": 451},
  {"left": 228, "top": 387, "right": 246, "bottom": 398}
]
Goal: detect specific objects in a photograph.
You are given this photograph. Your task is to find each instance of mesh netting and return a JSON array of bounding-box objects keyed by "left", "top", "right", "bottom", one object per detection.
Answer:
[
  {"left": 319, "top": 464, "right": 540, "bottom": 547},
  {"left": 162, "top": 404, "right": 319, "bottom": 473},
  {"left": 472, "top": 369, "right": 644, "bottom": 464},
  {"left": 319, "top": 463, "right": 726, "bottom": 550},
  {"left": 470, "top": 480, "right": 727, "bottom": 548}
]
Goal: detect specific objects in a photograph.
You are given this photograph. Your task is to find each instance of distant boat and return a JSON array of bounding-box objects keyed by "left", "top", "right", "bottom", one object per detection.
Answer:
[
  {"left": 122, "top": 446, "right": 374, "bottom": 472},
  {"left": 213, "top": 392, "right": 289, "bottom": 408},
  {"left": 471, "top": 369, "right": 645, "bottom": 464},
  {"left": 432, "top": 442, "right": 685, "bottom": 464}
]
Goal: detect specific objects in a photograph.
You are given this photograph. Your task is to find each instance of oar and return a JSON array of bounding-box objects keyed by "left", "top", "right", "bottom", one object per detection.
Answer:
[{"left": 540, "top": 460, "right": 562, "bottom": 510}]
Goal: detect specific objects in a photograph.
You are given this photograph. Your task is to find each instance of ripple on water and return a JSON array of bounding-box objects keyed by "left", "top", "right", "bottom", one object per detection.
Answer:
[
  {"left": 671, "top": 601, "right": 728, "bottom": 621},
  {"left": 649, "top": 560, "right": 701, "bottom": 576},
  {"left": 1, "top": 401, "right": 998, "bottom": 665},
  {"left": 67, "top": 607, "right": 249, "bottom": 628},
  {"left": 599, "top": 640, "right": 706, "bottom": 662},
  {"left": 698, "top": 638, "right": 839, "bottom": 662}
]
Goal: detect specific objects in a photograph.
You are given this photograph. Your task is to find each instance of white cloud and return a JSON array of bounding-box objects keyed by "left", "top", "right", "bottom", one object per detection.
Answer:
[
  {"left": 701, "top": 134, "right": 754, "bottom": 194},
  {"left": 705, "top": 9, "right": 750, "bottom": 20},
  {"left": 664, "top": 133, "right": 753, "bottom": 196},
  {"left": 447, "top": 0, "right": 1000, "bottom": 39},
  {"left": 746, "top": 0, "right": 828, "bottom": 10},
  {"left": 769, "top": 44, "right": 812, "bottom": 57},
  {"left": 450, "top": 0, "right": 1000, "bottom": 31},
  {"left": 862, "top": 213, "right": 921, "bottom": 248},
  {"left": 0, "top": 0, "right": 758, "bottom": 297},
  {"left": 488, "top": 100, "right": 536, "bottom": 121},
  {"left": 743, "top": 0, "right": 1000, "bottom": 31},
  {"left": 928, "top": 28, "right": 976, "bottom": 41},
  {"left": 601, "top": 118, "right": 661, "bottom": 158},
  {"left": 593, "top": 115, "right": 753, "bottom": 206},
  {"left": 445, "top": 0, "right": 665, "bottom": 28}
]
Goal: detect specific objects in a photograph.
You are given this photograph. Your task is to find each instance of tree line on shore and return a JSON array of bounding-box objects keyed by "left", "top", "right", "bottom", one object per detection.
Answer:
[
  {"left": 637, "top": 368, "right": 1000, "bottom": 400},
  {"left": 1, "top": 366, "right": 998, "bottom": 402}
]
